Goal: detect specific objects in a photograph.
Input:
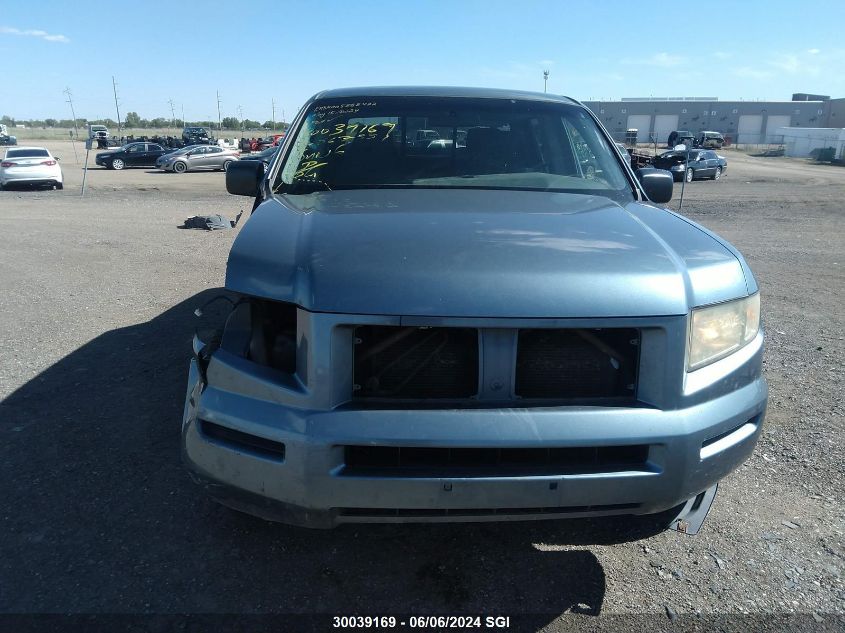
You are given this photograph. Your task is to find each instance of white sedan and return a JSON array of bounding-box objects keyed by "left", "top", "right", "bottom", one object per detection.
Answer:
[{"left": 0, "top": 146, "right": 64, "bottom": 190}]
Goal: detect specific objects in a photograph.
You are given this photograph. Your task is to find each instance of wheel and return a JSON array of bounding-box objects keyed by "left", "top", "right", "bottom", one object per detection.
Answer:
[
  {"left": 222, "top": 160, "right": 233, "bottom": 172},
  {"left": 173, "top": 161, "right": 187, "bottom": 173},
  {"left": 111, "top": 158, "right": 125, "bottom": 170},
  {"left": 56, "top": 182, "right": 63, "bottom": 190},
  {"left": 713, "top": 166, "right": 722, "bottom": 180},
  {"left": 685, "top": 168, "right": 694, "bottom": 183}
]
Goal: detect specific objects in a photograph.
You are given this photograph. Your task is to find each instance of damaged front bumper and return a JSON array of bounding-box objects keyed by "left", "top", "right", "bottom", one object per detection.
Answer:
[{"left": 182, "top": 317, "right": 767, "bottom": 531}]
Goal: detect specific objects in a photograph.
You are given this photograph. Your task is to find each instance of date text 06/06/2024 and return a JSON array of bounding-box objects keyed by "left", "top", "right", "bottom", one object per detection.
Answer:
[{"left": 332, "top": 615, "right": 511, "bottom": 629}]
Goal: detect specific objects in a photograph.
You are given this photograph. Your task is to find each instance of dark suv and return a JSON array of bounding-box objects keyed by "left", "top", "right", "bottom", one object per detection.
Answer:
[
  {"left": 667, "top": 130, "right": 694, "bottom": 148},
  {"left": 182, "top": 126, "right": 213, "bottom": 145}
]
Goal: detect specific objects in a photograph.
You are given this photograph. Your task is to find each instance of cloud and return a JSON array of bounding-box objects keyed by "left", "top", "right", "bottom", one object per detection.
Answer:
[
  {"left": 771, "top": 54, "right": 800, "bottom": 73},
  {"left": 0, "top": 25, "right": 69, "bottom": 43},
  {"left": 768, "top": 53, "right": 821, "bottom": 76},
  {"left": 674, "top": 71, "right": 703, "bottom": 81},
  {"left": 732, "top": 66, "right": 773, "bottom": 80},
  {"left": 807, "top": 48, "right": 820, "bottom": 55},
  {"left": 622, "top": 52, "right": 686, "bottom": 67}
]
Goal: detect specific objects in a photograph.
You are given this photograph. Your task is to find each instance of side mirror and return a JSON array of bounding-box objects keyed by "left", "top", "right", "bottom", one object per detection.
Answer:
[
  {"left": 635, "top": 167, "right": 673, "bottom": 204},
  {"left": 226, "top": 159, "right": 265, "bottom": 197}
]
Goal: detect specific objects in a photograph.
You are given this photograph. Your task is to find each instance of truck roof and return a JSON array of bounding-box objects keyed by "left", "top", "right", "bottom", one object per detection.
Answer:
[{"left": 312, "top": 86, "right": 580, "bottom": 105}]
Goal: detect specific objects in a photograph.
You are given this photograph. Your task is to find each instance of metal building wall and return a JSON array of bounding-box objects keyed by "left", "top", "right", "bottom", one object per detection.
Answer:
[{"left": 583, "top": 99, "right": 829, "bottom": 145}]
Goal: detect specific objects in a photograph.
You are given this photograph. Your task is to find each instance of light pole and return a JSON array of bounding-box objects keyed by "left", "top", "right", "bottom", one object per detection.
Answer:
[
  {"left": 112, "top": 76, "right": 122, "bottom": 138},
  {"left": 543, "top": 70, "right": 549, "bottom": 93},
  {"left": 168, "top": 99, "right": 177, "bottom": 135},
  {"left": 216, "top": 90, "right": 222, "bottom": 132},
  {"left": 63, "top": 87, "right": 79, "bottom": 164}
]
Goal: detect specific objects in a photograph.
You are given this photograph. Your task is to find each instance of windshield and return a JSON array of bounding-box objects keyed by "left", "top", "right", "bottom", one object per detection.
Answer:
[
  {"left": 170, "top": 145, "right": 197, "bottom": 155},
  {"left": 6, "top": 148, "right": 50, "bottom": 158},
  {"left": 659, "top": 151, "right": 694, "bottom": 163},
  {"left": 274, "top": 97, "right": 632, "bottom": 201}
]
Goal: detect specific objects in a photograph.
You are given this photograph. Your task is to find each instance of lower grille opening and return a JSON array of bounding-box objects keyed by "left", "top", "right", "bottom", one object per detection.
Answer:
[
  {"left": 199, "top": 420, "right": 286, "bottom": 461},
  {"left": 342, "top": 444, "right": 650, "bottom": 477},
  {"left": 353, "top": 326, "right": 479, "bottom": 400},
  {"left": 515, "top": 328, "right": 639, "bottom": 399},
  {"left": 337, "top": 503, "right": 640, "bottom": 518},
  {"left": 702, "top": 415, "right": 760, "bottom": 448}
]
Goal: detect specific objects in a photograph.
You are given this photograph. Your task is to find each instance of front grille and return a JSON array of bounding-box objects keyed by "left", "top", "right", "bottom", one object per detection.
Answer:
[
  {"left": 342, "top": 444, "right": 650, "bottom": 477},
  {"left": 337, "top": 503, "right": 640, "bottom": 518},
  {"left": 353, "top": 326, "right": 478, "bottom": 399},
  {"left": 515, "top": 328, "right": 638, "bottom": 399}
]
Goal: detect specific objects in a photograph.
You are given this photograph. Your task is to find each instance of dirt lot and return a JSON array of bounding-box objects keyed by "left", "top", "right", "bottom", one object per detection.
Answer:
[{"left": 0, "top": 142, "right": 843, "bottom": 631}]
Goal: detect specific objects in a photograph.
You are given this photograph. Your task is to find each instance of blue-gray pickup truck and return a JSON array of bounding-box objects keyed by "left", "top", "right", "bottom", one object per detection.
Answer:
[{"left": 182, "top": 87, "right": 767, "bottom": 533}]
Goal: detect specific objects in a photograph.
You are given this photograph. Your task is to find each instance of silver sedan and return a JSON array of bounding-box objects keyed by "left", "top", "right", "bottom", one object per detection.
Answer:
[{"left": 158, "top": 145, "right": 240, "bottom": 173}]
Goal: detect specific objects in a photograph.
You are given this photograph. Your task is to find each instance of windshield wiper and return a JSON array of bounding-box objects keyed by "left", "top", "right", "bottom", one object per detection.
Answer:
[{"left": 280, "top": 180, "right": 333, "bottom": 194}]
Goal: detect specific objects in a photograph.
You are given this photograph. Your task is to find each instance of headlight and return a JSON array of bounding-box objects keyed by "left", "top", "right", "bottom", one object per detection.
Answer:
[{"left": 687, "top": 294, "right": 760, "bottom": 371}]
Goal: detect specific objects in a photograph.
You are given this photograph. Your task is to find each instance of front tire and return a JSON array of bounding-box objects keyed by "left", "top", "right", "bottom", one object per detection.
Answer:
[
  {"left": 685, "top": 168, "right": 694, "bottom": 183},
  {"left": 222, "top": 160, "right": 233, "bottom": 172},
  {"left": 173, "top": 161, "right": 187, "bottom": 173},
  {"left": 111, "top": 158, "right": 125, "bottom": 170},
  {"left": 55, "top": 182, "right": 64, "bottom": 190}
]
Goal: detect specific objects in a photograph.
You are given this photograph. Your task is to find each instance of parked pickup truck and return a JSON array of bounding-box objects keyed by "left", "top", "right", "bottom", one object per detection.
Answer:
[
  {"left": 183, "top": 87, "right": 767, "bottom": 534},
  {"left": 88, "top": 124, "right": 109, "bottom": 140}
]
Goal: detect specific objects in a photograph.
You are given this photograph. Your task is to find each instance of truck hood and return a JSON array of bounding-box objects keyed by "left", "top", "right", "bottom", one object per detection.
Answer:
[{"left": 225, "top": 189, "right": 751, "bottom": 318}]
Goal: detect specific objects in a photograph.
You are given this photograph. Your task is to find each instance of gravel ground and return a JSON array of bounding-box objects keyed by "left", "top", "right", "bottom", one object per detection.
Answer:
[{"left": 0, "top": 143, "right": 842, "bottom": 631}]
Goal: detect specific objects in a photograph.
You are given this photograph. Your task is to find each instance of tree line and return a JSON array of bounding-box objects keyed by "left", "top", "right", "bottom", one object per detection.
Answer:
[{"left": 1, "top": 113, "right": 288, "bottom": 131}]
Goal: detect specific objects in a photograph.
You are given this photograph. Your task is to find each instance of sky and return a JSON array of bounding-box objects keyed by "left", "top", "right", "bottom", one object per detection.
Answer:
[{"left": 2, "top": 0, "right": 845, "bottom": 123}]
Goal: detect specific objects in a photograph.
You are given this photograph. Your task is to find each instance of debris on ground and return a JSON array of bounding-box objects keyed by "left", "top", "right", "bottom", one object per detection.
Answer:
[{"left": 180, "top": 210, "right": 243, "bottom": 230}]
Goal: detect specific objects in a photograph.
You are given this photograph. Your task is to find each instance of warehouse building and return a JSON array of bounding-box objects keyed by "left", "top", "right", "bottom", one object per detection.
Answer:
[
  {"left": 775, "top": 127, "right": 845, "bottom": 159},
  {"left": 583, "top": 93, "right": 845, "bottom": 145}
]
